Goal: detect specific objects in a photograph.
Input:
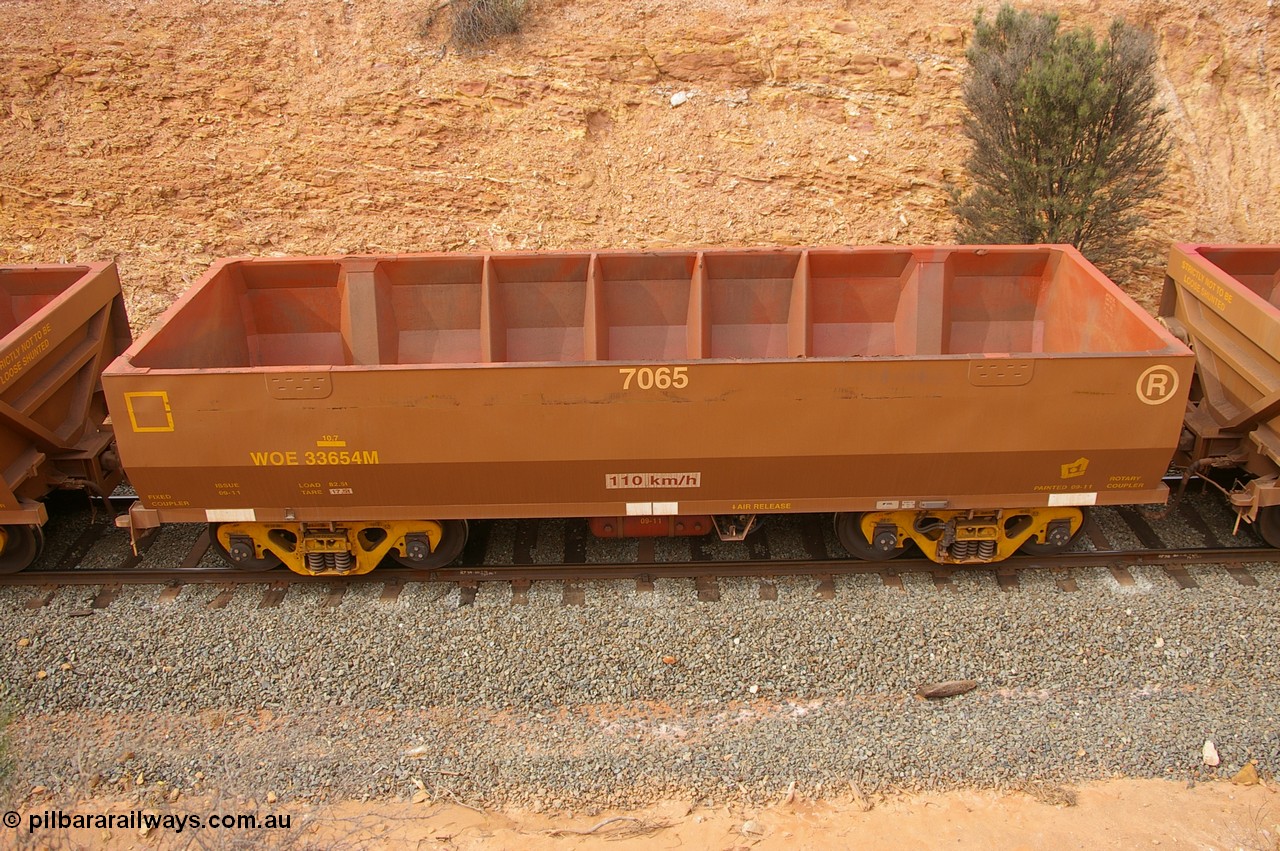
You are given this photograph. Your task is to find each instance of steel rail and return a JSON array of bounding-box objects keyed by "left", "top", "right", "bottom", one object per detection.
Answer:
[{"left": 3, "top": 545, "right": 1275, "bottom": 587}]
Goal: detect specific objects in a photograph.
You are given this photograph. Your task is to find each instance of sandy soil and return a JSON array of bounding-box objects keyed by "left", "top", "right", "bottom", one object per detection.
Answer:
[
  {"left": 21, "top": 779, "right": 1280, "bottom": 849},
  {"left": 338, "top": 780, "right": 1279, "bottom": 850}
]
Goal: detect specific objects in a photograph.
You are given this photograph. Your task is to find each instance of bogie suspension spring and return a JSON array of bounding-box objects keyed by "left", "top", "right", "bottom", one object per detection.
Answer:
[
  {"left": 306, "top": 551, "right": 354, "bottom": 571},
  {"left": 949, "top": 539, "right": 997, "bottom": 560}
]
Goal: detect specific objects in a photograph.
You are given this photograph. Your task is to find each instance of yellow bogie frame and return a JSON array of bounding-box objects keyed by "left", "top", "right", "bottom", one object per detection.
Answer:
[
  {"left": 857, "top": 507, "right": 1084, "bottom": 565},
  {"left": 212, "top": 520, "right": 449, "bottom": 576}
]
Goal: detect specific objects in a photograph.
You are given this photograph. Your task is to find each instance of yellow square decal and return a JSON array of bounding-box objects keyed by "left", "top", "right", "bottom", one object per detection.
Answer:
[{"left": 124, "top": 391, "right": 174, "bottom": 433}]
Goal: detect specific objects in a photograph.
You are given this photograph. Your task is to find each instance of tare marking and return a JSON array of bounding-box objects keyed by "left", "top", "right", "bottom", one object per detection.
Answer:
[{"left": 606, "top": 472, "right": 701, "bottom": 489}]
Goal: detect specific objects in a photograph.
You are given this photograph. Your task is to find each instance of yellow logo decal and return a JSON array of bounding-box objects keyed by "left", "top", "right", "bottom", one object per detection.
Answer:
[
  {"left": 1061, "top": 457, "right": 1089, "bottom": 479},
  {"left": 1137, "top": 365, "right": 1180, "bottom": 405},
  {"left": 123, "top": 391, "right": 174, "bottom": 433}
]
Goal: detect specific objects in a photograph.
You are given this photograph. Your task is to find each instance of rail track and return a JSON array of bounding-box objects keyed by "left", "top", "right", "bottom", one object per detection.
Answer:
[{"left": 4, "top": 486, "right": 1276, "bottom": 609}]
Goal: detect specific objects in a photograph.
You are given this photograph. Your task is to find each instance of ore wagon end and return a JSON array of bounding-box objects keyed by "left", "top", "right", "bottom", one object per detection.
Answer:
[
  {"left": 0, "top": 262, "right": 131, "bottom": 571},
  {"left": 1162, "top": 244, "right": 1280, "bottom": 547}
]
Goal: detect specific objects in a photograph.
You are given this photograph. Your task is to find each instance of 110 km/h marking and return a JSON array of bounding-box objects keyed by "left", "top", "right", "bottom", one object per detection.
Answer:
[{"left": 606, "top": 472, "right": 702, "bottom": 489}]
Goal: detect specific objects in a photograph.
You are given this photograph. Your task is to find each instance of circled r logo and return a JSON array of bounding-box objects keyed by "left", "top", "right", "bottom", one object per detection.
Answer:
[{"left": 1136, "top": 365, "right": 1180, "bottom": 405}]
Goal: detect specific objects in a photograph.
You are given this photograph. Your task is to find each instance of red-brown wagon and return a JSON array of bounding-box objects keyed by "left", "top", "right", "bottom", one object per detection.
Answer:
[{"left": 104, "top": 246, "right": 1192, "bottom": 574}]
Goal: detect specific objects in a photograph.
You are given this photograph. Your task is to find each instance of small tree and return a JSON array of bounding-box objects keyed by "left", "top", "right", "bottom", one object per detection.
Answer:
[{"left": 951, "top": 5, "right": 1169, "bottom": 267}]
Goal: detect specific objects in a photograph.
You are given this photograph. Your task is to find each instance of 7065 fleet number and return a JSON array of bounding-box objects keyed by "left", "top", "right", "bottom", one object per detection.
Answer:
[{"left": 619, "top": 366, "right": 689, "bottom": 390}]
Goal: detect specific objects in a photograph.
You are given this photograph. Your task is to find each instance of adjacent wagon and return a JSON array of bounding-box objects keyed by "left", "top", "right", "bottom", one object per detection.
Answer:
[
  {"left": 1162, "top": 244, "right": 1280, "bottom": 546},
  {"left": 0, "top": 262, "right": 131, "bottom": 570},
  {"left": 103, "top": 246, "right": 1193, "bottom": 574}
]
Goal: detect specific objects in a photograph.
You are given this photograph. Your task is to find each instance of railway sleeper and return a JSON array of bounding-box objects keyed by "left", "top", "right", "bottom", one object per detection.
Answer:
[
  {"left": 209, "top": 520, "right": 468, "bottom": 576},
  {"left": 836, "top": 507, "right": 1086, "bottom": 565}
]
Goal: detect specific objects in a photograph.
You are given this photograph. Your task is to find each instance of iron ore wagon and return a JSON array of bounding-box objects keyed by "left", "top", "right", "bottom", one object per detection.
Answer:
[
  {"left": 0, "top": 262, "right": 131, "bottom": 571},
  {"left": 102, "top": 245, "right": 1193, "bottom": 575},
  {"left": 1162, "top": 244, "right": 1280, "bottom": 547}
]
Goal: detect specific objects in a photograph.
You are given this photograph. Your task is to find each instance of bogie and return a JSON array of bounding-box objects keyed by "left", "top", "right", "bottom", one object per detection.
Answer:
[
  {"left": 207, "top": 520, "right": 467, "bottom": 576},
  {"left": 837, "top": 508, "right": 1085, "bottom": 566}
]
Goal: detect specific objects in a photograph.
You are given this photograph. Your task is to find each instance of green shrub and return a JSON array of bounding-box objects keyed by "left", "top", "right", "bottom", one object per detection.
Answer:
[{"left": 951, "top": 5, "right": 1169, "bottom": 267}]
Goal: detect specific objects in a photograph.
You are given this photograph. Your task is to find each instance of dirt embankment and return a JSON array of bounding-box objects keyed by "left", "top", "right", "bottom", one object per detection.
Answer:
[{"left": 2, "top": 0, "right": 1278, "bottom": 324}]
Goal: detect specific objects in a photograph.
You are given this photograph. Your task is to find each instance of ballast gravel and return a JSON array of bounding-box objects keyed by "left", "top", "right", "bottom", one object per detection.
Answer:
[{"left": 1, "top": 549, "right": 1278, "bottom": 809}]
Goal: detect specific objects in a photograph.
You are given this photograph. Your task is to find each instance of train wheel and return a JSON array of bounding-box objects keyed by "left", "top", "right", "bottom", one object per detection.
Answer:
[
  {"left": 1258, "top": 506, "right": 1280, "bottom": 549},
  {"left": 0, "top": 524, "right": 43, "bottom": 573},
  {"left": 207, "top": 523, "right": 284, "bottom": 570},
  {"left": 392, "top": 520, "right": 468, "bottom": 569},
  {"left": 835, "top": 512, "right": 904, "bottom": 561},
  {"left": 1018, "top": 508, "right": 1087, "bottom": 556}
]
